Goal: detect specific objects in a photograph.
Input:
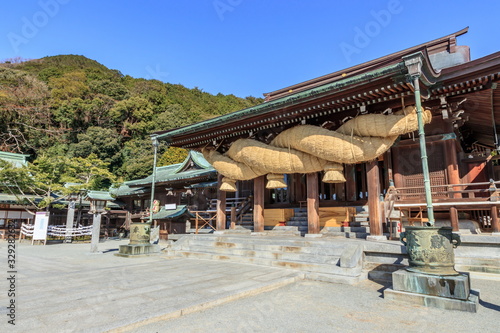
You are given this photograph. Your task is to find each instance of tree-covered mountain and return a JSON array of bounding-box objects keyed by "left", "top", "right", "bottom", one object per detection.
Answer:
[{"left": 0, "top": 55, "right": 263, "bottom": 182}]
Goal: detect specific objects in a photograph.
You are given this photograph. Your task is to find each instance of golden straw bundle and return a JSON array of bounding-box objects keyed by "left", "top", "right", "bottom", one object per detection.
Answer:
[
  {"left": 266, "top": 174, "right": 287, "bottom": 189},
  {"left": 220, "top": 177, "right": 237, "bottom": 192}
]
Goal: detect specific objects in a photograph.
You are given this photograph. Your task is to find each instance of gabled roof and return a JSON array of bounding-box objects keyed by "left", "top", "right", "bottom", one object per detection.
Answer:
[
  {"left": 85, "top": 190, "right": 114, "bottom": 201},
  {"left": 154, "top": 29, "right": 472, "bottom": 149},
  {"left": 264, "top": 27, "right": 469, "bottom": 101},
  {"left": 119, "top": 150, "right": 217, "bottom": 189},
  {"left": 110, "top": 183, "right": 150, "bottom": 197}
]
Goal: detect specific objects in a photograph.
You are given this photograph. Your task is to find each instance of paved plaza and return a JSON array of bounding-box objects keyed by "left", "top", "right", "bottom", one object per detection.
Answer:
[{"left": 1, "top": 239, "right": 499, "bottom": 332}]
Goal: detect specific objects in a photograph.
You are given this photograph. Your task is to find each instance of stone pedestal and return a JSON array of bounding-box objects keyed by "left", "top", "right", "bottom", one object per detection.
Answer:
[
  {"left": 115, "top": 222, "right": 160, "bottom": 258},
  {"left": 115, "top": 244, "right": 160, "bottom": 257},
  {"left": 384, "top": 269, "right": 479, "bottom": 312}
]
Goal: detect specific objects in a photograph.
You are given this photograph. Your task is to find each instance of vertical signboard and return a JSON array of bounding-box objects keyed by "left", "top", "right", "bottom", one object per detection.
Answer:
[{"left": 32, "top": 211, "right": 49, "bottom": 245}]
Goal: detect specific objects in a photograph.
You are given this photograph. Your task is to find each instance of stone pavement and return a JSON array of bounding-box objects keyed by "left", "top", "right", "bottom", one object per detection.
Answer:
[
  {"left": 1, "top": 239, "right": 301, "bottom": 332},
  {"left": 129, "top": 276, "right": 500, "bottom": 333},
  {"left": 1, "top": 239, "right": 499, "bottom": 333}
]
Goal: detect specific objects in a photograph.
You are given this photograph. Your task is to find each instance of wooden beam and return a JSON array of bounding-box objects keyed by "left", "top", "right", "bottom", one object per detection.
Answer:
[
  {"left": 307, "top": 173, "right": 320, "bottom": 234},
  {"left": 253, "top": 176, "right": 265, "bottom": 232},
  {"left": 216, "top": 174, "right": 227, "bottom": 230},
  {"left": 449, "top": 206, "right": 459, "bottom": 232},
  {"left": 345, "top": 164, "right": 357, "bottom": 201},
  {"left": 367, "top": 160, "right": 382, "bottom": 236}
]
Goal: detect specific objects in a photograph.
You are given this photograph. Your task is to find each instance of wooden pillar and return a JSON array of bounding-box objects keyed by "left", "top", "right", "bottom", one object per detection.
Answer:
[
  {"left": 253, "top": 176, "right": 265, "bottom": 232},
  {"left": 216, "top": 174, "right": 226, "bottom": 230},
  {"left": 345, "top": 164, "right": 357, "bottom": 201},
  {"left": 230, "top": 207, "right": 237, "bottom": 229},
  {"left": 307, "top": 173, "right": 320, "bottom": 234},
  {"left": 384, "top": 150, "right": 394, "bottom": 188},
  {"left": 445, "top": 140, "right": 461, "bottom": 199},
  {"left": 449, "top": 206, "right": 459, "bottom": 232},
  {"left": 392, "top": 147, "right": 403, "bottom": 188},
  {"left": 361, "top": 163, "right": 367, "bottom": 199},
  {"left": 367, "top": 160, "right": 382, "bottom": 236},
  {"left": 491, "top": 206, "right": 500, "bottom": 233}
]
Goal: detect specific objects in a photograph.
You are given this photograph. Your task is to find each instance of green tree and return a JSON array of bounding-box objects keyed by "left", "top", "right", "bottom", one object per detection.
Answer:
[
  {"left": 0, "top": 154, "right": 115, "bottom": 212},
  {"left": 158, "top": 147, "right": 188, "bottom": 166},
  {"left": 68, "top": 127, "right": 122, "bottom": 170}
]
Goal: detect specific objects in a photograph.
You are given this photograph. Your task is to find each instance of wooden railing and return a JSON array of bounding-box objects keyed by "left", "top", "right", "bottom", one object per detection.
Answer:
[
  {"left": 384, "top": 180, "right": 500, "bottom": 232},
  {"left": 190, "top": 211, "right": 217, "bottom": 234},
  {"left": 189, "top": 196, "right": 253, "bottom": 233},
  {"left": 208, "top": 196, "right": 253, "bottom": 225},
  {"left": 385, "top": 180, "right": 500, "bottom": 203}
]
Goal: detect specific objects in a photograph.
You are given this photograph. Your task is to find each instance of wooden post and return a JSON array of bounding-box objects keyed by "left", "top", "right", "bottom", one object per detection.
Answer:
[
  {"left": 449, "top": 206, "right": 459, "bottom": 232},
  {"left": 445, "top": 140, "right": 461, "bottom": 199},
  {"left": 345, "top": 164, "right": 357, "bottom": 202},
  {"left": 367, "top": 160, "right": 382, "bottom": 236},
  {"left": 491, "top": 206, "right": 500, "bottom": 233},
  {"left": 361, "top": 163, "right": 367, "bottom": 199},
  {"left": 384, "top": 149, "right": 394, "bottom": 189},
  {"left": 230, "top": 206, "right": 236, "bottom": 229},
  {"left": 216, "top": 174, "right": 227, "bottom": 230},
  {"left": 253, "top": 176, "right": 265, "bottom": 232},
  {"left": 306, "top": 173, "right": 320, "bottom": 234}
]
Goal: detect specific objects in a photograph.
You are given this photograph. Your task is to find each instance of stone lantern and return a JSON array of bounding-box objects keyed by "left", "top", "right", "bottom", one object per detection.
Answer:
[{"left": 85, "top": 191, "right": 114, "bottom": 253}]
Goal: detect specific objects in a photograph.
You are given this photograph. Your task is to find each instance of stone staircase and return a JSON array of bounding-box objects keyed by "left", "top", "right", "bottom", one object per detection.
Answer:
[
  {"left": 165, "top": 234, "right": 366, "bottom": 284},
  {"left": 286, "top": 211, "right": 308, "bottom": 235},
  {"left": 235, "top": 212, "right": 254, "bottom": 231},
  {"left": 285, "top": 206, "right": 371, "bottom": 238}
]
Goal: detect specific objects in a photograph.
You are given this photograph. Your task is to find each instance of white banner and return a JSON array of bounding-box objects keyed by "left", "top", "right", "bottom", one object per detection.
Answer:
[{"left": 33, "top": 212, "right": 49, "bottom": 242}]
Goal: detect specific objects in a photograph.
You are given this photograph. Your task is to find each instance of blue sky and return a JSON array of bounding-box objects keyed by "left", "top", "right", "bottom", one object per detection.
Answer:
[{"left": 1, "top": 0, "right": 499, "bottom": 98}]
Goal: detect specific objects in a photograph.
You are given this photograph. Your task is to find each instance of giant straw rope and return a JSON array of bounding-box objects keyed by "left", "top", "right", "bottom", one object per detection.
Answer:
[{"left": 202, "top": 106, "right": 432, "bottom": 191}]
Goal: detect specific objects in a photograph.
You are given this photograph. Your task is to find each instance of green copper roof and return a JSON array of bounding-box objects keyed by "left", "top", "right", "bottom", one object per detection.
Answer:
[
  {"left": 0, "top": 151, "right": 29, "bottom": 168},
  {"left": 155, "top": 61, "right": 407, "bottom": 143},
  {"left": 85, "top": 190, "right": 114, "bottom": 201},
  {"left": 125, "top": 150, "right": 216, "bottom": 187},
  {"left": 149, "top": 205, "right": 193, "bottom": 220},
  {"left": 110, "top": 184, "right": 150, "bottom": 197},
  {"left": 0, "top": 193, "right": 41, "bottom": 204},
  {"left": 187, "top": 181, "right": 218, "bottom": 189}
]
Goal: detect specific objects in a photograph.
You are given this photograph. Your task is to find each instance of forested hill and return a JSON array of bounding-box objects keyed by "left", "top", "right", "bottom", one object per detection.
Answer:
[{"left": 0, "top": 55, "right": 263, "bottom": 181}]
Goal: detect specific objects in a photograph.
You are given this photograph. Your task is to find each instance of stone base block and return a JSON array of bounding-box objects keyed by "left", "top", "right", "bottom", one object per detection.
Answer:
[
  {"left": 304, "top": 234, "right": 323, "bottom": 238},
  {"left": 384, "top": 288, "right": 479, "bottom": 313},
  {"left": 115, "top": 244, "right": 160, "bottom": 257},
  {"left": 214, "top": 227, "right": 252, "bottom": 235},
  {"left": 251, "top": 226, "right": 301, "bottom": 237},
  {"left": 366, "top": 235, "right": 388, "bottom": 241},
  {"left": 392, "top": 269, "right": 470, "bottom": 300}
]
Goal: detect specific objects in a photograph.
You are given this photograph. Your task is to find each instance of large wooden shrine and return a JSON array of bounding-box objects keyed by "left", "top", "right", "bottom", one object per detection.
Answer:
[{"left": 153, "top": 28, "right": 500, "bottom": 236}]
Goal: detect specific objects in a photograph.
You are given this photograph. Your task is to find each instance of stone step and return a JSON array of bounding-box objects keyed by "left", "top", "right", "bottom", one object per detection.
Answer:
[
  {"left": 321, "top": 231, "right": 369, "bottom": 239},
  {"left": 177, "top": 236, "right": 354, "bottom": 250},
  {"left": 173, "top": 245, "right": 342, "bottom": 265},
  {"left": 287, "top": 221, "right": 308, "bottom": 227},
  {"left": 350, "top": 221, "right": 370, "bottom": 227},
  {"left": 321, "top": 226, "right": 370, "bottom": 233},
  {"left": 175, "top": 241, "right": 346, "bottom": 257},
  {"left": 171, "top": 250, "right": 361, "bottom": 277},
  {"left": 288, "top": 217, "right": 308, "bottom": 222}
]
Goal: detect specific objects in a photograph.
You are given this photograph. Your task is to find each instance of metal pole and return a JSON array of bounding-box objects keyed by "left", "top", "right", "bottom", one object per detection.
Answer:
[
  {"left": 413, "top": 76, "right": 435, "bottom": 226},
  {"left": 149, "top": 137, "right": 159, "bottom": 224}
]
